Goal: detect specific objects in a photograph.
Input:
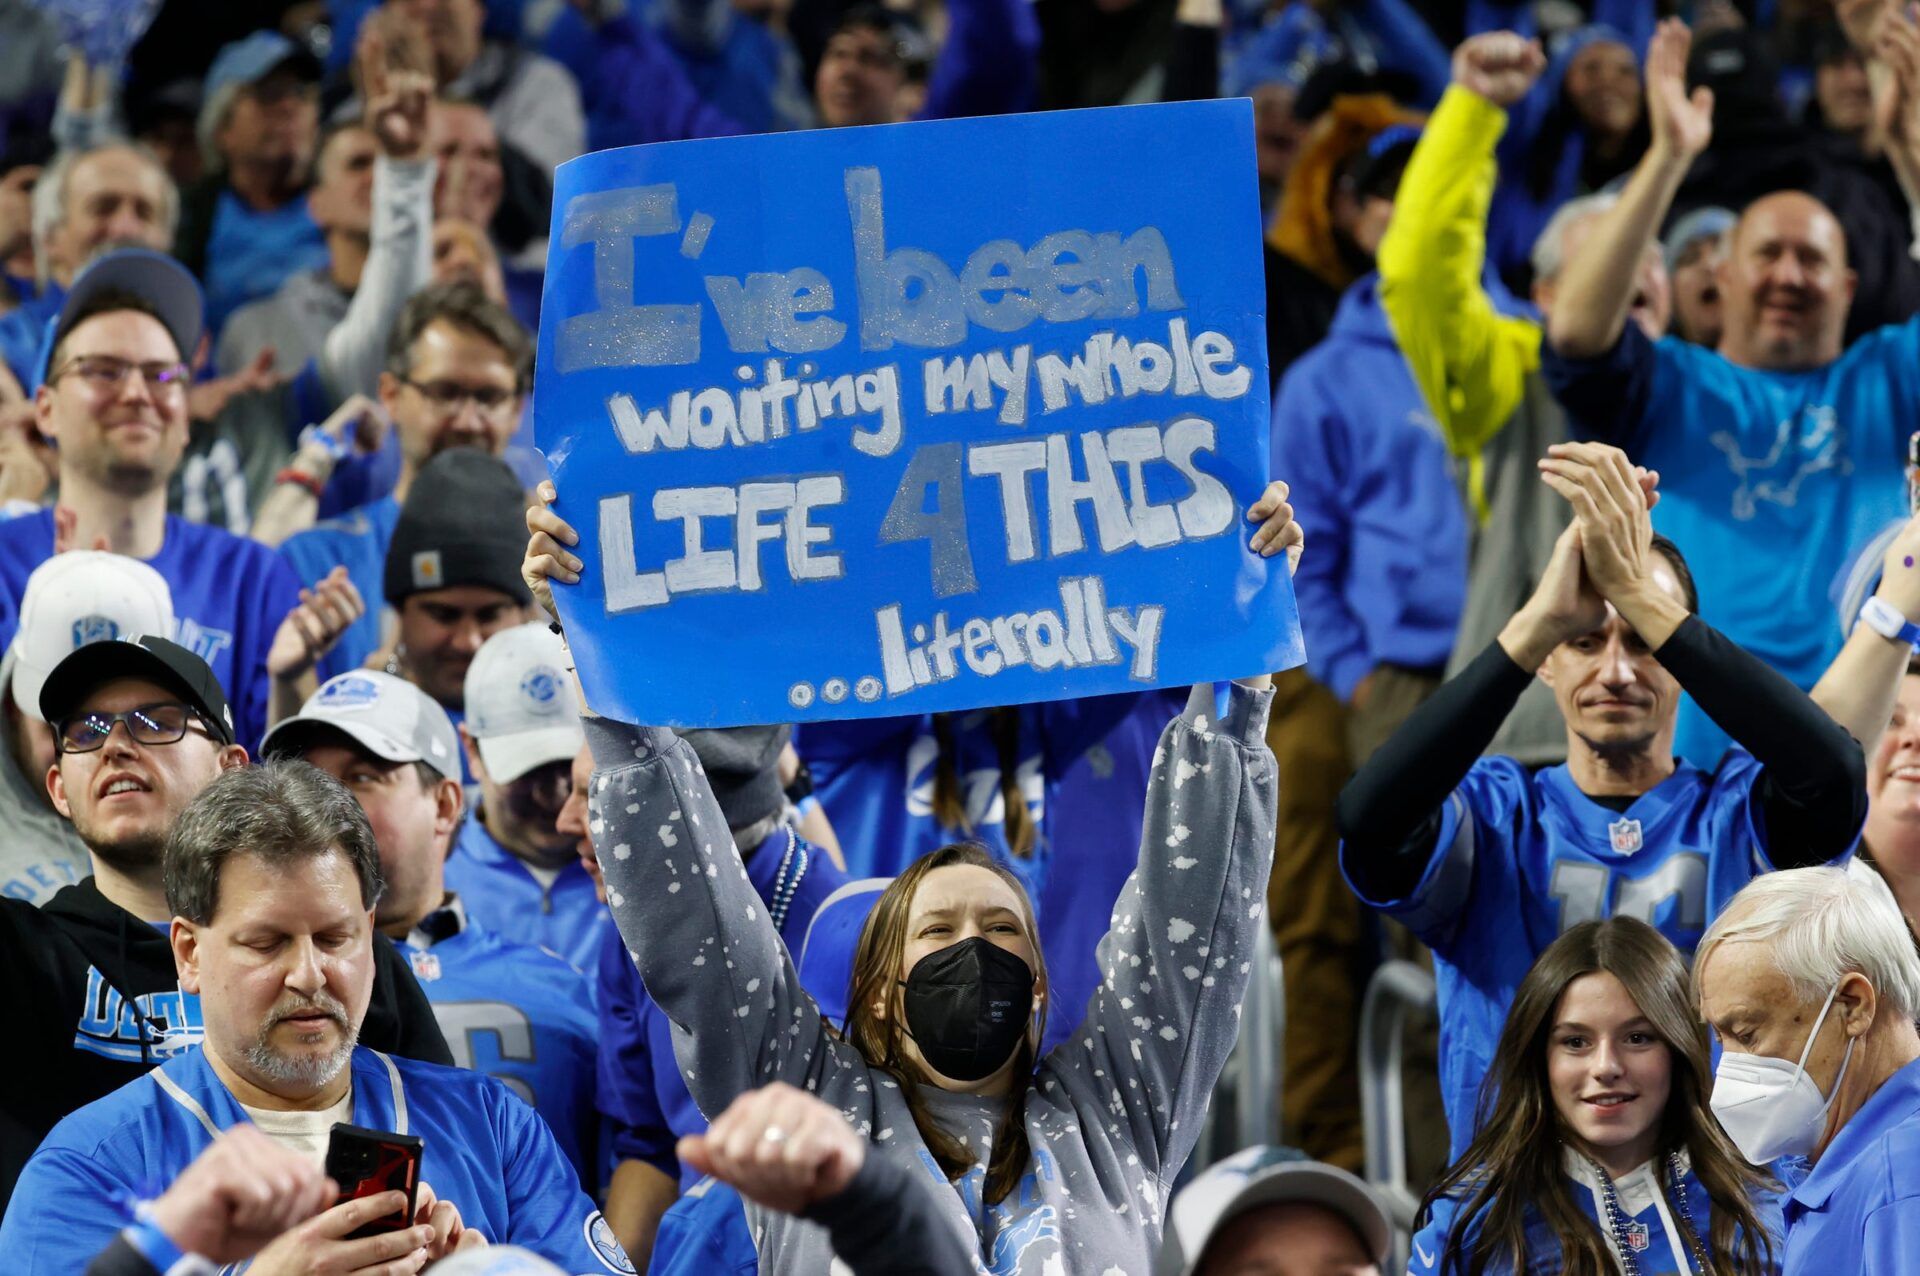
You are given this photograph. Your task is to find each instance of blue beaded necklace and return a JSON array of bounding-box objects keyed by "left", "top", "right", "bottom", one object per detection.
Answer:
[{"left": 1577, "top": 1149, "right": 1713, "bottom": 1276}]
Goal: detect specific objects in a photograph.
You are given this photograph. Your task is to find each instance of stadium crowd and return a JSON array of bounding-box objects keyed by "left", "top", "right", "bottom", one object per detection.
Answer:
[{"left": 4, "top": 0, "right": 1920, "bottom": 1271}]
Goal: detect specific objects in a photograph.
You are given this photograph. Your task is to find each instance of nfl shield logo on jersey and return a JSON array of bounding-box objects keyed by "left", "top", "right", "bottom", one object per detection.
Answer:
[
  {"left": 1609, "top": 818, "right": 1644, "bottom": 854},
  {"left": 1624, "top": 1220, "right": 1651, "bottom": 1252},
  {"left": 408, "top": 950, "right": 442, "bottom": 982}
]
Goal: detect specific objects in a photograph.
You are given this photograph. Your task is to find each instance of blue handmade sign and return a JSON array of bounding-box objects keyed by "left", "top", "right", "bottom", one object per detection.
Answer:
[{"left": 534, "top": 101, "right": 1303, "bottom": 727}]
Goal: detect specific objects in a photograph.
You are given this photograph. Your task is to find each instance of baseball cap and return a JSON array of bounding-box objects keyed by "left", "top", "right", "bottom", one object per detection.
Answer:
[
  {"left": 1664, "top": 205, "right": 1735, "bottom": 273},
  {"left": 423, "top": 1247, "right": 568, "bottom": 1276},
  {"left": 38, "top": 635, "right": 235, "bottom": 747},
  {"left": 1155, "top": 1146, "right": 1393, "bottom": 1276},
  {"left": 8, "top": 551, "right": 175, "bottom": 722},
  {"left": 798, "top": 876, "right": 890, "bottom": 1025},
  {"left": 463, "top": 624, "right": 583, "bottom": 784},
  {"left": 261, "top": 670, "right": 461, "bottom": 779},
  {"left": 204, "top": 31, "right": 322, "bottom": 101},
  {"left": 682, "top": 725, "right": 790, "bottom": 834},
  {"left": 34, "top": 248, "right": 205, "bottom": 390}
]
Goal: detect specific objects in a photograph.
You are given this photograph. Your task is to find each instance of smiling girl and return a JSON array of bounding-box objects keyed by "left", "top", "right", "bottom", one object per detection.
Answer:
[{"left": 1410, "top": 918, "right": 1784, "bottom": 1276}]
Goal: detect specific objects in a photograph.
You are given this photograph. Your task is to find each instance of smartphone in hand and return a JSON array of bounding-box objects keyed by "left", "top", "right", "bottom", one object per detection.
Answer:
[{"left": 324, "top": 1123, "right": 423, "bottom": 1239}]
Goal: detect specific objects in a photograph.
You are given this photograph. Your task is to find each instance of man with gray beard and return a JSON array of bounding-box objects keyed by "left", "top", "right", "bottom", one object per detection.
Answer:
[
  {"left": 0, "top": 761, "right": 634, "bottom": 1272},
  {"left": 0, "top": 634, "right": 452, "bottom": 1210}
]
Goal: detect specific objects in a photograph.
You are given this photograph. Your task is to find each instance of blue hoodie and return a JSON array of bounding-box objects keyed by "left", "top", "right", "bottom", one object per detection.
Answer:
[{"left": 1270, "top": 273, "right": 1468, "bottom": 701}]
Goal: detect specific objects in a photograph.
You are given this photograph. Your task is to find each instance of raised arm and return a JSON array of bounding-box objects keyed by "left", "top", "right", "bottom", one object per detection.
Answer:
[
  {"left": 1813, "top": 514, "right": 1920, "bottom": 755},
  {"left": 1542, "top": 442, "right": 1867, "bottom": 864},
  {"left": 1046, "top": 679, "right": 1277, "bottom": 1180},
  {"left": 1546, "top": 20, "right": 1711, "bottom": 358},
  {"left": 919, "top": 0, "right": 1042, "bottom": 120},
  {"left": 1378, "top": 34, "right": 1547, "bottom": 465}
]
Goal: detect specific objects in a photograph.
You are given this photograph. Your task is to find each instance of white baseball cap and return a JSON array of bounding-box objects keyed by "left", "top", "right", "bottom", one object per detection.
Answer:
[
  {"left": 1155, "top": 1146, "right": 1393, "bottom": 1276},
  {"left": 9, "top": 551, "right": 176, "bottom": 722},
  {"left": 260, "top": 670, "right": 461, "bottom": 778},
  {"left": 463, "top": 623, "right": 583, "bottom": 784}
]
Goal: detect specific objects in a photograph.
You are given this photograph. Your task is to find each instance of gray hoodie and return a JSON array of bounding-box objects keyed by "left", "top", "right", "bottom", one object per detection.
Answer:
[{"left": 587, "top": 681, "right": 1278, "bottom": 1275}]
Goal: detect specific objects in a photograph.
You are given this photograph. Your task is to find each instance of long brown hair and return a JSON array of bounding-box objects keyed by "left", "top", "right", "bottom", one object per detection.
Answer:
[
  {"left": 1418, "top": 918, "right": 1776, "bottom": 1276},
  {"left": 929, "top": 711, "right": 1037, "bottom": 858},
  {"left": 845, "top": 843, "right": 1048, "bottom": 1205}
]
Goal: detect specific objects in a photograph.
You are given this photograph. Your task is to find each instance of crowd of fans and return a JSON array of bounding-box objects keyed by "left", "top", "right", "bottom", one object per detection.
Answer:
[{"left": 5, "top": 0, "right": 1920, "bottom": 1271}]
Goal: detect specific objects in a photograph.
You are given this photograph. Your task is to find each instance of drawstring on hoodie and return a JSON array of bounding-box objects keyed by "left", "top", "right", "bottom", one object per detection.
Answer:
[{"left": 112, "top": 910, "right": 163, "bottom": 1067}]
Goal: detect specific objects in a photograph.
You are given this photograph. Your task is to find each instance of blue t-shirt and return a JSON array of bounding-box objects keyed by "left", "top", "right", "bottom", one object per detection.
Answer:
[
  {"left": 444, "top": 816, "right": 615, "bottom": 979},
  {"left": 0, "top": 510, "right": 301, "bottom": 752},
  {"left": 201, "top": 188, "right": 328, "bottom": 337},
  {"left": 1543, "top": 320, "right": 1918, "bottom": 765},
  {"left": 1410, "top": 1154, "right": 1785, "bottom": 1275},
  {"left": 598, "top": 828, "right": 846, "bottom": 1186},
  {"left": 279, "top": 494, "right": 400, "bottom": 682},
  {"left": 1343, "top": 750, "right": 1812, "bottom": 1160},
  {"left": 398, "top": 905, "right": 602, "bottom": 1190},
  {"left": 0, "top": 1045, "right": 636, "bottom": 1273}
]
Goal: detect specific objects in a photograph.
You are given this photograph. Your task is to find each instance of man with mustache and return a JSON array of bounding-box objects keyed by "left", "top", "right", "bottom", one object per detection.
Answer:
[
  {"left": 1337, "top": 440, "right": 1866, "bottom": 1160},
  {"left": 1545, "top": 16, "right": 1920, "bottom": 766},
  {"left": 0, "top": 635, "right": 452, "bottom": 1209},
  {"left": 0, "top": 759, "right": 633, "bottom": 1273}
]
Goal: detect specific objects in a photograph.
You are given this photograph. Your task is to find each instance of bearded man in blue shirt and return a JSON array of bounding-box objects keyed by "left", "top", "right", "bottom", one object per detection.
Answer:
[{"left": 1542, "top": 19, "right": 1920, "bottom": 767}]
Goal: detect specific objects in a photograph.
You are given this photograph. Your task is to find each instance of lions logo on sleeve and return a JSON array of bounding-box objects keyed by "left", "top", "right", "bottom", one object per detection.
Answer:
[{"left": 585, "top": 1212, "right": 640, "bottom": 1273}]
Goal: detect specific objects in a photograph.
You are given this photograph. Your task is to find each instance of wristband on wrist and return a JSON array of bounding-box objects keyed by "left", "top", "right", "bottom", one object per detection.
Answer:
[
  {"left": 1861, "top": 596, "right": 1920, "bottom": 649},
  {"left": 274, "top": 467, "right": 326, "bottom": 500},
  {"left": 297, "top": 422, "right": 351, "bottom": 461},
  {"left": 127, "top": 1201, "right": 188, "bottom": 1269}
]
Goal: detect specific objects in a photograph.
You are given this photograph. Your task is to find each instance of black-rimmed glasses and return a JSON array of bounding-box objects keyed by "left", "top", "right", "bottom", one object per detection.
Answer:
[{"left": 55, "top": 702, "right": 209, "bottom": 754}]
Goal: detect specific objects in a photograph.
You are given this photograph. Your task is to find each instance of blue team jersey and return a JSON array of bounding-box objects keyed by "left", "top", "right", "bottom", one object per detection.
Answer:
[
  {"left": 1409, "top": 1153, "right": 1785, "bottom": 1275},
  {"left": 1545, "top": 320, "right": 1918, "bottom": 765},
  {"left": 649, "top": 1178, "right": 760, "bottom": 1276},
  {"left": 445, "top": 817, "right": 614, "bottom": 978},
  {"left": 598, "top": 829, "right": 846, "bottom": 1186},
  {"left": 279, "top": 495, "right": 399, "bottom": 683},
  {"left": 1343, "top": 749, "right": 1834, "bottom": 1159},
  {"left": 1036, "top": 688, "right": 1187, "bottom": 1053},
  {"left": 794, "top": 694, "right": 1156, "bottom": 923},
  {"left": 0, "top": 1045, "right": 636, "bottom": 1273},
  {"left": 398, "top": 902, "right": 602, "bottom": 1189},
  {"left": 0, "top": 510, "right": 301, "bottom": 752},
  {"left": 0, "top": 286, "right": 58, "bottom": 390}
]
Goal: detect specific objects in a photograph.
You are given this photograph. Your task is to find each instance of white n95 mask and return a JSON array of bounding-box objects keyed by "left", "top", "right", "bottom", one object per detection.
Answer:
[{"left": 1709, "top": 982, "right": 1854, "bottom": 1165}]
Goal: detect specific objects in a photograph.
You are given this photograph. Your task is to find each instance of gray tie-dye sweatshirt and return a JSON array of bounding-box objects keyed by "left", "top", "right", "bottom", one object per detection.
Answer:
[{"left": 585, "top": 682, "right": 1277, "bottom": 1276}]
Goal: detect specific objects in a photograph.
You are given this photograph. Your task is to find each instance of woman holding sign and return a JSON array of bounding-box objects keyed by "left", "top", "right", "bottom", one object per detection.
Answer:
[{"left": 524, "top": 479, "right": 1300, "bottom": 1274}]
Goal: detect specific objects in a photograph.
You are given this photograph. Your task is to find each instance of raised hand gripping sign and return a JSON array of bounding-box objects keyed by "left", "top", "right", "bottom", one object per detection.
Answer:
[{"left": 534, "top": 101, "right": 1303, "bottom": 727}]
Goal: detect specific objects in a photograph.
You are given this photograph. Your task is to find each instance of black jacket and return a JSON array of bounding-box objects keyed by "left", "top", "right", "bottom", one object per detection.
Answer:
[{"left": 0, "top": 878, "right": 452, "bottom": 1206}]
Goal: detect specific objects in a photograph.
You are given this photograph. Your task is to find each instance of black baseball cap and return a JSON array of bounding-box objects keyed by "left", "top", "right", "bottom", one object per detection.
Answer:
[
  {"left": 39, "top": 635, "right": 236, "bottom": 747},
  {"left": 32, "top": 248, "right": 206, "bottom": 390}
]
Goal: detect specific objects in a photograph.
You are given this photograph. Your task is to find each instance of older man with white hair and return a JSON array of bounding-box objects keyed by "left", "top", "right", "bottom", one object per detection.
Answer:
[{"left": 1695, "top": 865, "right": 1920, "bottom": 1275}]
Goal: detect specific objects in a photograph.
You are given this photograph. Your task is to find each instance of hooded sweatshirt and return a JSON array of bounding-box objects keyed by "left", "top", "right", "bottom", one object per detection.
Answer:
[
  {"left": 590, "top": 682, "right": 1277, "bottom": 1274},
  {"left": 1271, "top": 273, "right": 1468, "bottom": 701},
  {"left": 0, "top": 876, "right": 453, "bottom": 1206}
]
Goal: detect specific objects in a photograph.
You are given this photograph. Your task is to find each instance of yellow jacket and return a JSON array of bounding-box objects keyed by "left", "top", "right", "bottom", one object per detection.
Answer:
[{"left": 1375, "top": 85, "right": 1542, "bottom": 520}]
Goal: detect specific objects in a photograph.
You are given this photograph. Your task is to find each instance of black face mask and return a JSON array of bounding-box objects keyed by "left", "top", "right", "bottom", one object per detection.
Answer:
[{"left": 898, "top": 936, "right": 1036, "bottom": 1082}]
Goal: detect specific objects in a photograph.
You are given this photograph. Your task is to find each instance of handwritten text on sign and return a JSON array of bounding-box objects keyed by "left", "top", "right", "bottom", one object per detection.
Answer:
[{"left": 535, "top": 102, "right": 1303, "bottom": 727}]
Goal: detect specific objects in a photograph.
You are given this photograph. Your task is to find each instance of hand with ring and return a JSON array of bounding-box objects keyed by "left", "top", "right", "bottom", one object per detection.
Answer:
[{"left": 679, "top": 1083, "right": 865, "bottom": 1216}]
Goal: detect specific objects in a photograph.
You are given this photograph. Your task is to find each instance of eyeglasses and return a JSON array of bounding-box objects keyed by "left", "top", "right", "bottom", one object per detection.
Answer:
[
  {"left": 56, "top": 702, "right": 209, "bottom": 754},
  {"left": 400, "top": 377, "right": 518, "bottom": 415},
  {"left": 49, "top": 354, "right": 191, "bottom": 397}
]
